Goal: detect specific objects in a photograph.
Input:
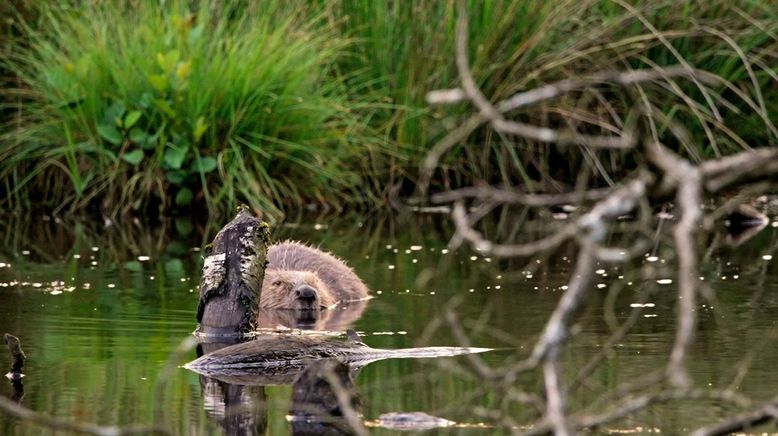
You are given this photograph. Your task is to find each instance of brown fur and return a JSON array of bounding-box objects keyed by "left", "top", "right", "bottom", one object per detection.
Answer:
[{"left": 259, "top": 241, "right": 370, "bottom": 310}]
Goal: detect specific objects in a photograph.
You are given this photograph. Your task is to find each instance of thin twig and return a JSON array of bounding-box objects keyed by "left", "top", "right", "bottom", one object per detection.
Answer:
[{"left": 431, "top": 185, "right": 616, "bottom": 207}]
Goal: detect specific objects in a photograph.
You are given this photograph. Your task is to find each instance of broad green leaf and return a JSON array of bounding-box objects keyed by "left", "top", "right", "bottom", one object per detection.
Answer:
[
  {"left": 164, "top": 145, "right": 188, "bottom": 169},
  {"left": 122, "top": 149, "right": 144, "bottom": 165},
  {"left": 129, "top": 127, "right": 147, "bottom": 144},
  {"left": 175, "top": 187, "right": 193, "bottom": 206},
  {"left": 97, "top": 123, "right": 122, "bottom": 145},
  {"left": 175, "top": 218, "right": 194, "bottom": 236},
  {"left": 142, "top": 128, "right": 163, "bottom": 149},
  {"left": 104, "top": 101, "right": 126, "bottom": 124},
  {"left": 194, "top": 156, "right": 217, "bottom": 173},
  {"left": 124, "top": 111, "right": 142, "bottom": 129},
  {"left": 148, "top": 74, "right": 168, "bottom": 92},
  {"left": 188, "top": 25, "right": 204, "bottom": 44},
  {"left": 138, "top": 92, "right": 153, "bottom": 108},
  {"left": 157, "top": 50, "right": 180, "bottom": 73},
  {"left": 192, "top": 116, "right": 208, "bottom": 142},
  {"left": 175, "top": 61, "right": 192, "bottom": 81},
  {"left": 153, "top": 99, "right": 175, "bottom": 118},
  {"left": 166, "top": 170, "right": 187, "bottom": 184}
]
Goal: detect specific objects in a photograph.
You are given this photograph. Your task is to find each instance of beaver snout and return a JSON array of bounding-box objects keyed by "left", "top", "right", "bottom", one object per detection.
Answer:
[{"left": 295, "top": 285, "right": 318, "bottom": 307}]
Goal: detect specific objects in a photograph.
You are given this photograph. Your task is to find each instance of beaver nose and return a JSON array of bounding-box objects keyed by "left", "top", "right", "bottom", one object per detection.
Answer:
[{"left": 295, "top": 285, "right": 317, "bottom": 302}]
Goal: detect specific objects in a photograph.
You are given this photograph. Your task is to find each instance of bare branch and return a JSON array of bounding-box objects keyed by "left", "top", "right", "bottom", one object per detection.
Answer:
[
  {"left": 496, "top": 66, "right": 717, "bottom": 113},
  {"left": 453, "top": 0, "right": 634, "bottom": 150},
  {"left": 699, "top": 148, "right": 778, "bottom": 192},
  {"left": 449, "top": 176, "right": 648, "bottom": 258},
  {"left": 431, "top": 185, "right": 616, "bottom": 207},
  {"left": 445, "top": 307, "right": 496, "bottom": 380},
  {"left": 542, "top": 359, "right": 571, "bottom": 436},
  {"left": 691, "top": 396, "right": 778, "bottom": 436},
  {"left": 646, "top": 142, "right": 703, "bottom": 388}
]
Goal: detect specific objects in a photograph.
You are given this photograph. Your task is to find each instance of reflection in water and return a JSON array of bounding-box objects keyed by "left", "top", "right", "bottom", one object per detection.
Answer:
[
  {"left": 198, "top": 359, "right": 361, "bottom": 436},
  {"left": 725, "top": 205, "right": 769, "bottom": 246},
  {"left": 198, "top": 338, "right": 270, "bottom": 436},
  {"left": 289, "top": 360, "right": 361, "bottom": 436},
  {"left": 8, "top": 380, "right": 24, "bottom": 403},
  {"left": 200, "top": 376, "right": 267, "bottom": 436}
]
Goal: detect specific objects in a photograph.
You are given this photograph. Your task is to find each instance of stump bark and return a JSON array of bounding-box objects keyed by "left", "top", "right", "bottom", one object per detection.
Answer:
[{"left": 196, "top": 207, "right": 270, "bottom": 337}]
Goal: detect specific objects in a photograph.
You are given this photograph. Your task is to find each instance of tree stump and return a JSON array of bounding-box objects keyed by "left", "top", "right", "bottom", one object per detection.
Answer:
[{"left": 196, "top": 207, "right": 270, "bottom": 337}]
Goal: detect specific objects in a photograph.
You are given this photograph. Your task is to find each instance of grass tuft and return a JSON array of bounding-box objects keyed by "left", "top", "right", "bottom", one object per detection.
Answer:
[{"left": 1, "top": 1, "right": 380, "bottom": 217}]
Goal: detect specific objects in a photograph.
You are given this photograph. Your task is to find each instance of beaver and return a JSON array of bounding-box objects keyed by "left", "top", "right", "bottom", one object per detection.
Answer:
[{"left": 259, "top": 241, "right": 370, "bottom": 311}]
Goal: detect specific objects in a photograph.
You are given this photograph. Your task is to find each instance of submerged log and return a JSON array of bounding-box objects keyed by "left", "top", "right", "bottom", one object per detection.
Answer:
[
  {"left": 185, "top": 329, "right": 491, "bottom": 379},
  {"left": 196, "top": 206, "right": 270, "bottom": 337}
]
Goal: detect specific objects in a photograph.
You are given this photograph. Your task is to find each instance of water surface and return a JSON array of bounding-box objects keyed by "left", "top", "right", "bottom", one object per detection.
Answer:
[{"left": 1, "top": 213, "right": 777, "bottom": 434}]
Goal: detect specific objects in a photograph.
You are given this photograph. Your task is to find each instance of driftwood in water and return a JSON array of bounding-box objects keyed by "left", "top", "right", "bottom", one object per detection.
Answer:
[
  {"left": 185, "top": 330, "right": 491, "bottom": 379},
  {"left": 196, "top": 207, "right": 270, "bottom": 337},
  {"left": 199, "top": 374, "right": 268, "bottom": 435}
]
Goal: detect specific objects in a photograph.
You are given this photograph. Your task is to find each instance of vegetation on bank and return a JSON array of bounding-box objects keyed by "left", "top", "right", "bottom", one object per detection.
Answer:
[{"left": 1, "top": 0, "right": 776, "bottom": 218}]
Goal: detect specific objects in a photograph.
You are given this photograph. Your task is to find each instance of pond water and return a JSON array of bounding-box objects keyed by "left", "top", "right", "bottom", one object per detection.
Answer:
[{"left": 0, "top": 212, "right": 777, "bottom": 434}]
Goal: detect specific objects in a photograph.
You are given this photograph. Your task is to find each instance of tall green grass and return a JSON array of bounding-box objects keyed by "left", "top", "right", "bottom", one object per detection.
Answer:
[
  {"left": 2, "top": 1, "right": 776, "bottom": 218},
  {"left": 1, "top": 1, "right": 381, "bottom": 217}
]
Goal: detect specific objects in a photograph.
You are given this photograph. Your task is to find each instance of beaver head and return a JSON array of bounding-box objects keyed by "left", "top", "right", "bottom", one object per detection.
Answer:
[{"left": 260, "top": 269, "right": 337, "bottom": 310}]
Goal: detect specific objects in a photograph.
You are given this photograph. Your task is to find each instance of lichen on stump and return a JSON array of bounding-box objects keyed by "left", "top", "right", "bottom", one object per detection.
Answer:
[{"left": 196, "top": 206, "right": 271, "bottom": 337}]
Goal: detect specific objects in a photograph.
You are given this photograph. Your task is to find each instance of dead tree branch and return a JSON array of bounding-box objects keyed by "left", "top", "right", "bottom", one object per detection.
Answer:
[{"left": 691, "top": 396, "right": 778, "bottom": 436}]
